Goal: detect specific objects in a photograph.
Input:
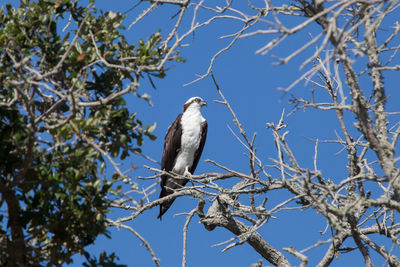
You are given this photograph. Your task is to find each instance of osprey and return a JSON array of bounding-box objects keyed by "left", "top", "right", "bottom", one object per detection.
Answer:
[{"left": 158, "top": 97, "right": 208, "bottom": 219}]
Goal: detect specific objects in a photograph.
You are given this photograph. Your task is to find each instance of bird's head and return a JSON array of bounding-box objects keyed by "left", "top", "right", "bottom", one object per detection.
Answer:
[{"left": 183, "top": 96, "right": 207, "bottom": 111}]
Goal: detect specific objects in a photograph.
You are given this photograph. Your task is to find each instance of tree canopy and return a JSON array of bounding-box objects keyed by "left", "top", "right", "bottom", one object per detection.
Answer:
[{"left": 0, "top": 0, "right": 180, "bottom": 265}]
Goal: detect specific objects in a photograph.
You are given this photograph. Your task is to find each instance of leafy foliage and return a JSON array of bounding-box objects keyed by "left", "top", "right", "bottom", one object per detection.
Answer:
[
  {"left": 83, "top": 251, "right": 127, "bottom": 267},
  {"left": 0, "top": 0, "right": 180, "bottom": 265}
]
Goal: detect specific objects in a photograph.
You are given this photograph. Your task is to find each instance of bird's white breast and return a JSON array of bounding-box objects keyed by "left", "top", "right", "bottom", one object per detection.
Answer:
[{"left": 172, "top": 106, "right": 205, "bottom": 174}]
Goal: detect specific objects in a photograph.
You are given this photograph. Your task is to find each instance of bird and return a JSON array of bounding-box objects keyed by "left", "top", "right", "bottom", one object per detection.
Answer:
[{"left": 157, "top": 96, "right": 208, "bottom": 219}]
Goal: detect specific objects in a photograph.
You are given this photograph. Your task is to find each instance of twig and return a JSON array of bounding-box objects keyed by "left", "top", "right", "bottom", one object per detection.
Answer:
[
  {"left": 181, "top": 208, "right": 196, "bottom": 267},
  {"left": 107, "top": 219, "right": 161, "bottom": 267}
]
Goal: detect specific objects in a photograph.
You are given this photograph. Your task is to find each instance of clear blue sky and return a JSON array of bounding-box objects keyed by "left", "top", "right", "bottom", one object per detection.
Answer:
[{"left": 5, "top": 1, "right": 400, "bottom": 266}]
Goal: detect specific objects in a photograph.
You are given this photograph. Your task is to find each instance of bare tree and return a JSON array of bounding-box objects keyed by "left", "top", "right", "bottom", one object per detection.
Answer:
[{"left": 107, "top": 1, "right": 400, "bottom": 266}]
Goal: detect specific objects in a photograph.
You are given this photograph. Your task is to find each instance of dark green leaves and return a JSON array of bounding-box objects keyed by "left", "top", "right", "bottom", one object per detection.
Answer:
[{"left": 0, "top": 0, "right": 183, "bottom": 265}]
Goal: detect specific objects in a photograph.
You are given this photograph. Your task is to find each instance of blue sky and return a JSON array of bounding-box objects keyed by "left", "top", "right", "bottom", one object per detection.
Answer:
[{"left": 4, "top": 0, "right": 400, "bottom": 266}]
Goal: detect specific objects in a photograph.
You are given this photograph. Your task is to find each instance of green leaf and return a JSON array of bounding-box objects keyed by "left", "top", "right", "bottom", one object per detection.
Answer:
[{"left": 148, "top": 122, "right": 156, "bottom": 133}]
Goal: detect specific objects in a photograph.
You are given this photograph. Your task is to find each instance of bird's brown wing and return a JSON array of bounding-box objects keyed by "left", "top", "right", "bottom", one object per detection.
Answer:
[
  {"left": 158, "top": 114, "right": 182, "bottom": 219},
  {"left": 160, "top": 113, "right": 182, "bottom": 174}
]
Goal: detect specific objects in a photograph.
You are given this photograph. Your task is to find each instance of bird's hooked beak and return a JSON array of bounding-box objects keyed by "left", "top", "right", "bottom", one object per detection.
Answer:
[{"left": 200, "top": 100, "right": 207, "bottom": 107}]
